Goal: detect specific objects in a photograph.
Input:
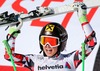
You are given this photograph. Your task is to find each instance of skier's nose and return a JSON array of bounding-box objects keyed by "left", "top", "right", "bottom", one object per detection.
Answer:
[{"left": 45, "top": 44, "right": 51, "bottom": 48}]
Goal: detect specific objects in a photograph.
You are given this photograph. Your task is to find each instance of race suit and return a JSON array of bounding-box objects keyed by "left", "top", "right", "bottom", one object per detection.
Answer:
[
  {"left": 3, "top": 2, "right": 97, "bottom": 71},
  {"left": 4, "top": 17, "right": 97, "bottom": 71}
]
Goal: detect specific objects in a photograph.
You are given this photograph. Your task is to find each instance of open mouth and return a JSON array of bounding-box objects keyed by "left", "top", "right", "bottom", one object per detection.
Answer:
[{"left": 46, "top": 49, "right": 52, "bottom": 54}]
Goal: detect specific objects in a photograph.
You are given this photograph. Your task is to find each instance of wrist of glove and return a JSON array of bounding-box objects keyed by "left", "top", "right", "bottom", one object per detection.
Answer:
[
  {"left": 8, "top": 27, "right": 20, "bottom": 38},
  {"left": 72, "top": 2, "right": 88, "bottom": 23}
]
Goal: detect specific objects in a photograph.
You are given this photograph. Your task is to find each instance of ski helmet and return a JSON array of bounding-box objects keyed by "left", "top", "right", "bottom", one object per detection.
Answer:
[{"left": 39, "top": 22, "right": 68, "bottom": 54}]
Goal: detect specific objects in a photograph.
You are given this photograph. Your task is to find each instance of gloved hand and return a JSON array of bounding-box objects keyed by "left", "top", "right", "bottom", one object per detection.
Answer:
[
  {"left": 8, "top": 15, "right": 23, "bottom": 39},
  {"left": 72, "top": 2, "right": 88, "bottom": 23}
]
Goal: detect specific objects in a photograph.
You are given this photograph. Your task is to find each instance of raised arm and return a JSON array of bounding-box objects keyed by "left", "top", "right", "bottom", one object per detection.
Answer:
[
  {"left": 72, "top": 2, "right": 97, "bottom": 68},
  {"left": 3, "top": 16, "right": 34, "bottom": 70}
]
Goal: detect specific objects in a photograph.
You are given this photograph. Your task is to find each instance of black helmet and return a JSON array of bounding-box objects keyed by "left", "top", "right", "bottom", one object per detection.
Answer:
[{"left": 39, "top": 22, "right": 68, "bottom": 55}]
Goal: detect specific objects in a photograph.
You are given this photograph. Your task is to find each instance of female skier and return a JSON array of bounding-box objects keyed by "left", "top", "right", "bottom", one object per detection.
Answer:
[{"left": 3, "top": 2, "right": 97, "bottom": 71}]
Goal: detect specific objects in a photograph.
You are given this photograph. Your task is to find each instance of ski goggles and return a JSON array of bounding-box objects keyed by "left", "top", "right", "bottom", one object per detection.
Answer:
[{"left": 40, "top": 36, "right": 60, "bottom": 47}]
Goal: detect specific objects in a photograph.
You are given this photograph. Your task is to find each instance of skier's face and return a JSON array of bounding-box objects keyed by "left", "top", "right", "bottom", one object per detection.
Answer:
[
  {"left": 43, "top": 44, "right": 58, "bottom": 57},
  {"left": 40, "top": 36, "right": 60, "bottom": 57}
]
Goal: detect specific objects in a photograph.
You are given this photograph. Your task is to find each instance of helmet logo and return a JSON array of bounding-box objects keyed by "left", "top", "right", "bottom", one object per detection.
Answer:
[{"left": 45, "top": 24, "right": 55, "bottom": 32}]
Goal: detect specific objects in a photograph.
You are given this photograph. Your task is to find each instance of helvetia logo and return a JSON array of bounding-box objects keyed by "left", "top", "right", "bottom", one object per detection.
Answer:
[{"left": 38, "top": 64, "right": 64, "bottom": 70}]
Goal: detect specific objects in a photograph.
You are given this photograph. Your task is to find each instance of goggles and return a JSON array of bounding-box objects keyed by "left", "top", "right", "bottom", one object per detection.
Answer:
[{"left": 40, "top": 36, "right": 60, "bottom": 47}]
